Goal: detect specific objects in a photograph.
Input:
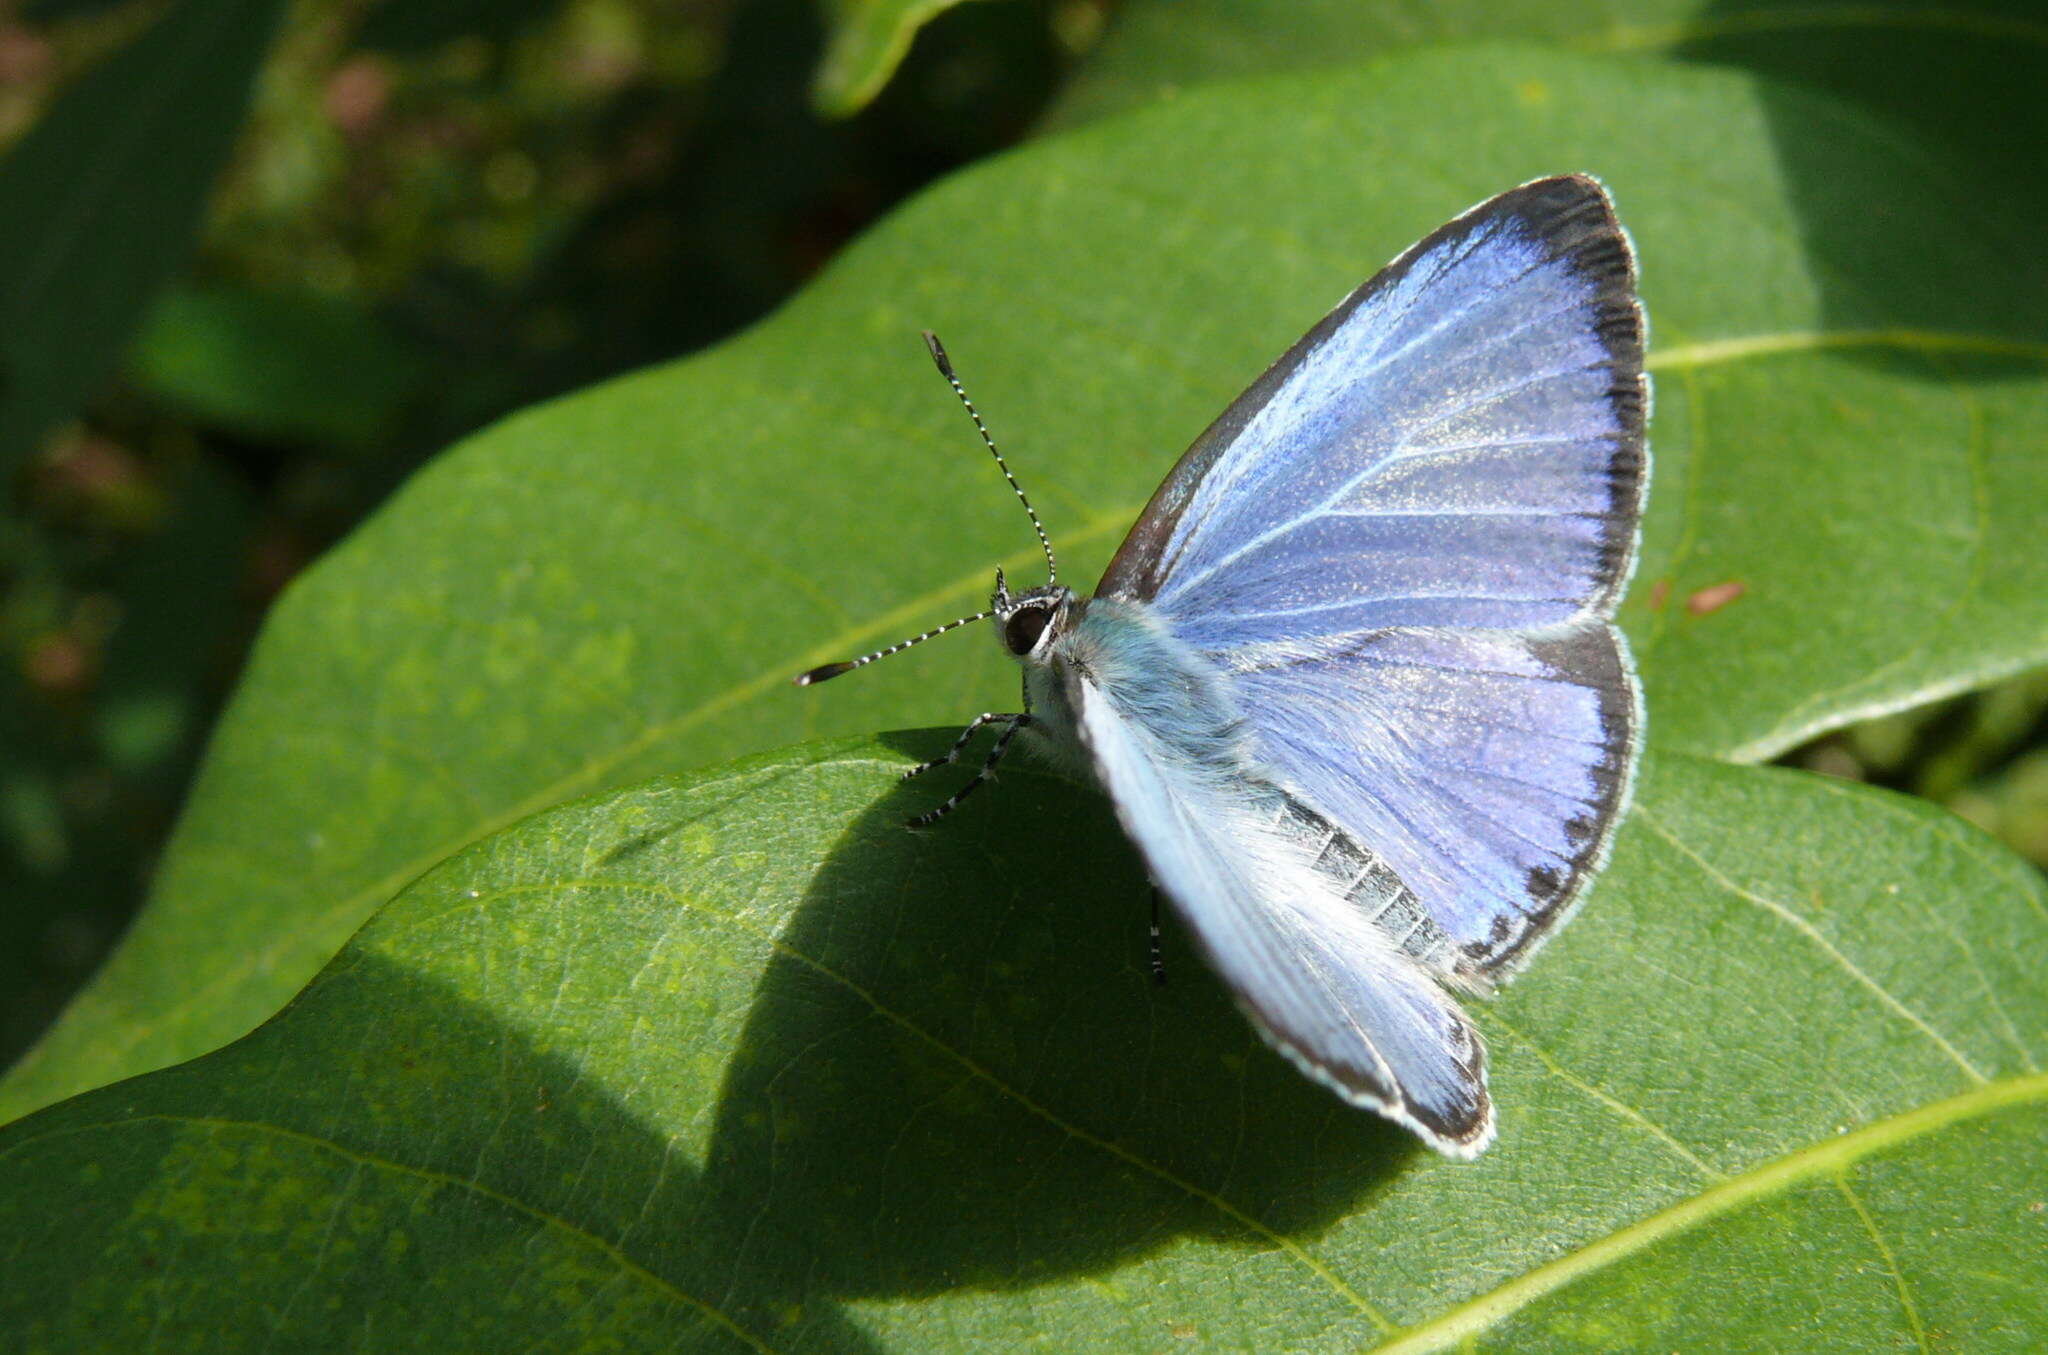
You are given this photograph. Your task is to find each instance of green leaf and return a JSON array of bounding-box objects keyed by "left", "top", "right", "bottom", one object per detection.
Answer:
[
  {"left": 1, "top": 738, "right": 2041, "bottom": 1347},
  {"left": 0, "top": 0, "right": 286, "bottom": 474},
  {"left": 1051, "top": 0, "right": 2048, "bottom": 213},
  {"left": 811, "top": 0, "right": 985, "bottom": 117},
  {"left": 129, "top": 284, "right": 430, "bottom": 456},
  {"left": 5, "top": 48, "right": 2045, "bottom": 1140}
]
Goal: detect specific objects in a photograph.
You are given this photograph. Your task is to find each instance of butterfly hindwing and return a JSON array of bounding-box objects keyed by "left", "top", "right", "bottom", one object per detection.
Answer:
[
  {"left": 1226, "top": 623, "right": 1637, "bottom": 975},
  {"left": 810, "top": 176, "right": 1650, "bottom": 1152},
  {"left": 1058, "top": 602, "right": 1494, "bottom": 1155}
]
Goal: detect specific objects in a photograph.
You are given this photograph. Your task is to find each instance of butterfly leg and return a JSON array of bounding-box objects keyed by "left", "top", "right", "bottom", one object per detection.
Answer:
[
  {"left": 907, "top": 713, "right": 1031, "bottom": 828},
  {"left": 1149, "top": 885, "right": 1168, "bottom": 986},
  {"left": 901, "top": 712, "right": 1017, "bottom": 783}
]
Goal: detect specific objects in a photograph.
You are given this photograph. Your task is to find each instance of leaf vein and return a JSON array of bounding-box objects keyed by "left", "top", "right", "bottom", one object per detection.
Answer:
[
  {"left": 1637, "top": 807, "right": 1991, "bottom": 1084},
  {"left": 1835, "top": 1171, "right": 1931, "bottom": 1354},
  {"left": 19, "top": 325, "right": 2034, "bottom": 1120},
  {"left": 1478, "top": 1011, "right": 1723, "bottom": 1180},
  {"left": 461, "top": 872, "right": 1397, "bottom": 1333}
]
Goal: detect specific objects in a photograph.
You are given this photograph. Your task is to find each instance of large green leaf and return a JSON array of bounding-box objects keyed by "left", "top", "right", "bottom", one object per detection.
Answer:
[
  {"left": 1050, "top": 0, "right": 2048, "bottom": 215},
  {"left": 811, "top": 0, "right": 988, "bottom": 116},
  {"left": 5, "top": 48, "right": 2045, "bottom": 1133},
  {"left": 0, "top": 0, "right": 285, "bottom": 474},
  {"left": 2, "top": 736, "right": 2041, "bottom": 1347}
]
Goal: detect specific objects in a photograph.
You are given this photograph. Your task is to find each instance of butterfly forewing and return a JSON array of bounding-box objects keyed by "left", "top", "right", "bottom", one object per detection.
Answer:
[{"left": 1101, "top": 174, "right": 1645, "bottom": 624}]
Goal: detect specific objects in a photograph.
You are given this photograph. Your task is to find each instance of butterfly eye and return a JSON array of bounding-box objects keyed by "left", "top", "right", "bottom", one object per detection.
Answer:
[{"left": 1003, "top": 605, "right": 1052, "bottom": 656}]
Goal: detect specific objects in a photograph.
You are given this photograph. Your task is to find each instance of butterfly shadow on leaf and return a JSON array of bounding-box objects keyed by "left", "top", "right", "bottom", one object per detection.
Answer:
[{"left": 689, "top": 729, "right": 1427, "bottom": 1304}]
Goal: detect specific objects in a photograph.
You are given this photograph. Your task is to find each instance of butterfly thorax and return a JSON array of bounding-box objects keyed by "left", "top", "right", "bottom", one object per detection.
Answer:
[{"left": 993, "top": 581, "right": 1241, "bottom": 784}]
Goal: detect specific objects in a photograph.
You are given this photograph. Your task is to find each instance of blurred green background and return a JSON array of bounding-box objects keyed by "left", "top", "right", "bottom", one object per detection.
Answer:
[{"left": 3, "top": 0, "right": 2044, "bottom": 1073}]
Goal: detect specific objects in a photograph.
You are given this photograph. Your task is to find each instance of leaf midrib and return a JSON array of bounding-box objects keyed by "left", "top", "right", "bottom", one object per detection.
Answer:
[
  {"left": 384, "top": 797, "right": 2036, "bottom": 1337},
  {"left": 8, "top": 999, "right": 2038, "bottom": 1350},
  {"left": 405, "top": 860, "right": 1397, "bottom": 1331}
]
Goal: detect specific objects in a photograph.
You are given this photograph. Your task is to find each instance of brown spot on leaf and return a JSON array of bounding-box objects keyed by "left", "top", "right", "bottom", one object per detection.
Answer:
[{"left": 1685, "top": 579, "right": 1747, "bottom": 616}]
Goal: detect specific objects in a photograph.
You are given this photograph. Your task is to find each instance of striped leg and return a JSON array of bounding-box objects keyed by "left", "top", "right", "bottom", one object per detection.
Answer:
[
  {"left": 901, "top": 712, "right": 1019, "bottom": 782},
  {"left": 906, "top": 713, "right": 1031, "bottom": 828}
]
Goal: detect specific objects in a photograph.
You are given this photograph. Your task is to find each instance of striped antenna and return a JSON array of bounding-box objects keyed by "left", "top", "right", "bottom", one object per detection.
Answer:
[
  {"left": 792, "top": 608, "right": 994, "bottom": 686},
  {"left": 923, "top": 331, "right": 1058, "bottom": 586},
  {"left": 795, "top": 336, "right": 1054, "bottom": 689}
]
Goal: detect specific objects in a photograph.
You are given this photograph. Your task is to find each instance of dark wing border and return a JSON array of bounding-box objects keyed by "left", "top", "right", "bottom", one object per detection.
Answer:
[{"left": 1472, "top": 619, "right": 1641, "bottom": 980}]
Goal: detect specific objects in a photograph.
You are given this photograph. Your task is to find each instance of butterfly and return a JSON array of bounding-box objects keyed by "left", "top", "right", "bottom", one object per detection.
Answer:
[{"left": 798, "top": 174, "right": 1648, "bottom": 1157}]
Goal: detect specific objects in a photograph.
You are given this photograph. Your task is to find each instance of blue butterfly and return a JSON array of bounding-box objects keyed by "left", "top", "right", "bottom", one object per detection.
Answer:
[{"left": 799, "top": 174, "right": 1648, "bottom": 1157}]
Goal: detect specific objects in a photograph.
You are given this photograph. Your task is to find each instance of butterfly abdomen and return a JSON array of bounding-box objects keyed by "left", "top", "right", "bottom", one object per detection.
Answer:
[{"left": 1268, "top": 794, "right": 1461, "bottom": 975}]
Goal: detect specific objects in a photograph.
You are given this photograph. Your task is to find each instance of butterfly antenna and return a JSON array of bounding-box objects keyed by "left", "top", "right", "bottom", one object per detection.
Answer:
[
  {"left": 792, "top": 608, "right": 994, "bottom": 686},
  {"left": 923, "top": 330, "right": 1058, "bottom": 585}
]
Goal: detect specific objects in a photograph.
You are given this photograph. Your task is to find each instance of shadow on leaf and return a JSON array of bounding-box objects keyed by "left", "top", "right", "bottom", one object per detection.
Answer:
[
  {"left": 0, "top": 949, "right": 888, "bottom": 1348},
  {"left": 0, "top": 736, "right": 1419, "bottom": 1346},
  {"left": 690, "top": 729, "right": 1420, "bottom": 1306}
]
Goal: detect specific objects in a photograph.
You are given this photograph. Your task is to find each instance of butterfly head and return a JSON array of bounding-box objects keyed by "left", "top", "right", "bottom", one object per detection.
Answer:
[{"left": 991, "top": 566, "right": 1073, "bottom": 662}]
